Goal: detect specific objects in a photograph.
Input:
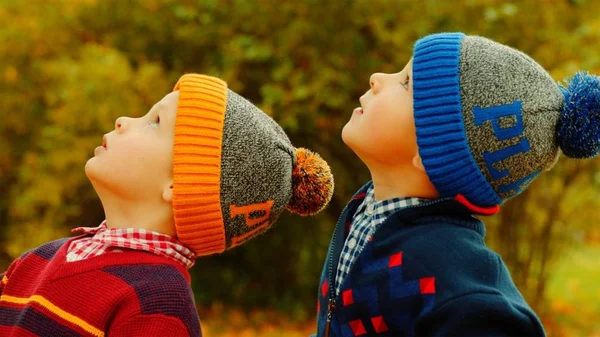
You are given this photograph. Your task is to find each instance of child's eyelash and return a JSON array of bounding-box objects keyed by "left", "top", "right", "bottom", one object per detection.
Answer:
[
  {"left": 150, "top": 115, "right": 160, "bottom": 128},
  {"left": 401, "top": 75, "right": 410, "bottom": 88}
]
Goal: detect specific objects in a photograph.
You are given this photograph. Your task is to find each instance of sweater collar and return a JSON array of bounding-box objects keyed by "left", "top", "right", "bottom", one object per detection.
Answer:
[{"left": 343, "top": 181, "right": 489, "bottom": 237}]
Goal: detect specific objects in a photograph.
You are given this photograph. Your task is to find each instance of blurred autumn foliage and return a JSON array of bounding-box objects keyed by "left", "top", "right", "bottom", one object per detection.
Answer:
[{"left": 1, "top": 0, "right": 600, "bottom": 336}]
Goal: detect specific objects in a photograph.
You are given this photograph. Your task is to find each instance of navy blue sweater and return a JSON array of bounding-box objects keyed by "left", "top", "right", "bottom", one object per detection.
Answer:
[{"left": 315, "top": 183, "right": 545, "bottom": 337}]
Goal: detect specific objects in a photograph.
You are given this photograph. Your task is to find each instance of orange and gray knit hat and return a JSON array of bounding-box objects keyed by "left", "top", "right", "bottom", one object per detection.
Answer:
[{"left": 171, "top": 74, "right": 334, "bottom": 256}]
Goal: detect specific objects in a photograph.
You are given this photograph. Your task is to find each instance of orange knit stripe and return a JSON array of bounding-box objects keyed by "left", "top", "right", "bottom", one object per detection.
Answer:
[
  {"left": 172, "top": 74, "right": 227, "bottom": 256},
  {"left": 231, "top": 221, "right": 271, "bottom": 248},
  {"left": 0, "top": 295, "right": 104, "bottom": 336}
]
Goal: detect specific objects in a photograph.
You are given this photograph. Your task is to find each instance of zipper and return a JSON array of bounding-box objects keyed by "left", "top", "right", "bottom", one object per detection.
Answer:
[
  {"left": 323, "top": 202, "right": 348, "bottom": 337},
  {"left": 324, "top": 298, "right": 336, "bottom": 337}
]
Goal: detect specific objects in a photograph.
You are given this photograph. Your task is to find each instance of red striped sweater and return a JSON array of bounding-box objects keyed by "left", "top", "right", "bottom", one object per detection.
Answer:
[{"left": 0, "top": 237, "right": 201, "bottom": 337}]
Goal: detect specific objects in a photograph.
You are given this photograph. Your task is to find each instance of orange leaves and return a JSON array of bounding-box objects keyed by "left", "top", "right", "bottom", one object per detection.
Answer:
[{"left": 200, "top": 306, "right": 316, "bottom": 337}]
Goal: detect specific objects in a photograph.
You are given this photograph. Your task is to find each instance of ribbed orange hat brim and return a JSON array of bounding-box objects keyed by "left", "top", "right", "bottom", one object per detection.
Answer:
[{"left": 172, "top": 74, "right": 227, "bottom": 256}]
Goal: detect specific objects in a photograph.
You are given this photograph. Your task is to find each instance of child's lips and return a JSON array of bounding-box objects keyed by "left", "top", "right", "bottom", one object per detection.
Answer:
[
  {"left": 353, "top": 107, "right": 364, "bottom": 115},
  {"left": 94, "top": 135, "right": 108, "bottom": 155}
]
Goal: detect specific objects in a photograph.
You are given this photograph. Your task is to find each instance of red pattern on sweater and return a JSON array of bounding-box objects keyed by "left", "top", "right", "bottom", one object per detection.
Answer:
[{"left": 0, "top": 238, "right": 201, "bottom": 337}]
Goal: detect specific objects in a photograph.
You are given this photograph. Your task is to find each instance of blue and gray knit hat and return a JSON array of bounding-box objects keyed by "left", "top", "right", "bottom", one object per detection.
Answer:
[{"left": 412, "top": 32, "right": 600, "bottom": 208}]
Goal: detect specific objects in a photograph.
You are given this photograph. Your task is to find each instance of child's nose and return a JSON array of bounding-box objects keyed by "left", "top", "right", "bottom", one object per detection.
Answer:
[
  {"left": 115, "top": 117, "right": 129, "bottom": 132},
  {"left": 369, "top": 73, "right": 386, "bottom": 94}
]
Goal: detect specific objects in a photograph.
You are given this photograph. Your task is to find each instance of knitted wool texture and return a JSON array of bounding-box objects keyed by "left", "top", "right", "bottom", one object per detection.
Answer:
[{"left": 172, "top": 74, "right": 334, "bottom": 256}]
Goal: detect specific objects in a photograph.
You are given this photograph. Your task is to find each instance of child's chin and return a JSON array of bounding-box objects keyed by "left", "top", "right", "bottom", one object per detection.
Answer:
[
  {"left": 341, "top": 123, "right": 358, "bottom": 146},
  {"left": 342, "top": 131, "right": 365, "bottom": 159},
  {"left": 84, "top": 158, "right": 100, "bottom": 181}
]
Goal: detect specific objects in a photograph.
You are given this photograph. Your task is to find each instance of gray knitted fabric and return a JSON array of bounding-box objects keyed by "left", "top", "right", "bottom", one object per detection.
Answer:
[
  {"left": 220, "top": 90, "right": 296, "bottom": 248},
  {"left": 413, "top": 33, "right": 566, "bottom": 206},
  {"left": 172, "top": 74, "right": 333, "bottom": 256},
  {"left": 459, "top": 36, "right": 562, "bottom": 200}
]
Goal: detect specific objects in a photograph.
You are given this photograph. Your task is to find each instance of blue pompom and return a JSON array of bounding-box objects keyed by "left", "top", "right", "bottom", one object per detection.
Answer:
[{"left": 557, "top": 71, "right": 600, "bottom": 159}]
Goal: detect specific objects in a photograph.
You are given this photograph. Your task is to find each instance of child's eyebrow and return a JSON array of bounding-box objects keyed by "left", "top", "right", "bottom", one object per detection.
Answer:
[
  {"left": 157, "top": 104, "right": 174, "bottom": 126},
  {"left": 152, "top": 103, "right": 165, "bottom": 113},
  {"left": 149, "top": 104, "right": 163, "bottom": 117}
]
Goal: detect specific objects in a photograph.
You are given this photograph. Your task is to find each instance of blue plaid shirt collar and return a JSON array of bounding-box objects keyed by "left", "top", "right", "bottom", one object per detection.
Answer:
[
  {"left": 359, "top": 184, "right": 424, "bottom": 221},
  {"left": 334, "top": 184, "right": 429, "bottom": 295}
]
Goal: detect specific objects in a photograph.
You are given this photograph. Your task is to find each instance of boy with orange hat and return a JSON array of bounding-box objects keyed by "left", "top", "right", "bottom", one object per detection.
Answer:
[{"left": 0, "top": 74, "right": 334, "bottom": 336}]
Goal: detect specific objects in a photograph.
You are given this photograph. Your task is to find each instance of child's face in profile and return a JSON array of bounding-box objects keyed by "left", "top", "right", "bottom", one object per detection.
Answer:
[
  {"left": 342, "top": 59, "right": 418, "bottom": 166},
  {"left": 85, "top": 91, "right": 179, "bottom": 202}
]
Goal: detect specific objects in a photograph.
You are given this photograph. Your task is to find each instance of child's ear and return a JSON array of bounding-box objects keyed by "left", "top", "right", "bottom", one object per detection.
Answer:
[
  {"left": 162, "top": 182, "right": 174, "bottom": 203},
  {"left": 412, "top": 154, "right": 426, "bottom": 172}
]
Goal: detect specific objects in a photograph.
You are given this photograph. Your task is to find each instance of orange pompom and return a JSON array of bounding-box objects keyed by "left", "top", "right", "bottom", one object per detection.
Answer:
[{"left": 287, "top": 148, "right": 334, "bottom": 216}]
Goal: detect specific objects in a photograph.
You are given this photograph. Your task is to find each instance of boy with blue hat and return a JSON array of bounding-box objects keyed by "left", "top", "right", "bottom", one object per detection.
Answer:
[{"left": 315, "top": 32, "right": 600, "bottom": 336}]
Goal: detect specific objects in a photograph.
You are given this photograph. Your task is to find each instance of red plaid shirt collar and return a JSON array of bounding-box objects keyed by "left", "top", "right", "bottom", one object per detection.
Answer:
[{"left": 67, "top": 221, "right": 195, "bottom": 269}]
